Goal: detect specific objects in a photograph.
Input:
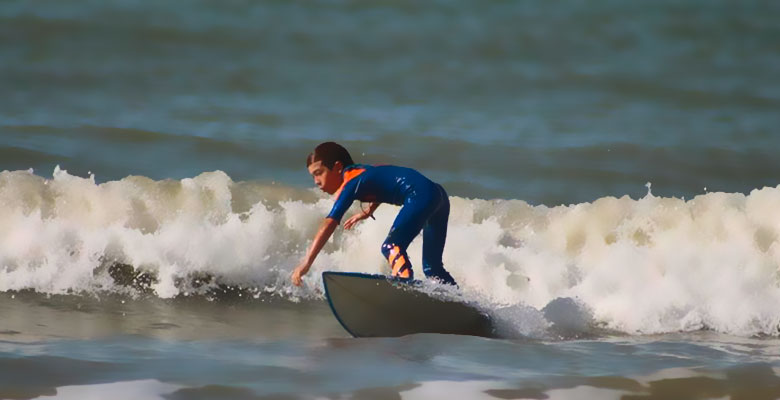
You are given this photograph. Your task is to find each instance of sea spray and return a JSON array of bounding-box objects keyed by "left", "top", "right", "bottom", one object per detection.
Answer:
[{"left": 2, "top": 168, "right": 780, "bottom": 336}]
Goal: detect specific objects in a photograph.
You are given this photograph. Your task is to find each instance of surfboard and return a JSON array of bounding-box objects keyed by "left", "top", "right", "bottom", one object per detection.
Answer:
[{"left": 322, "top": 271, "right": 495, "bottom": 338}]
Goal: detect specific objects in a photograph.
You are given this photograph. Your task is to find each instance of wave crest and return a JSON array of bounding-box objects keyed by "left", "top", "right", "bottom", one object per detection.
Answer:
[{"left": 2, "top": 168, "right": 780, "bottom": 337}]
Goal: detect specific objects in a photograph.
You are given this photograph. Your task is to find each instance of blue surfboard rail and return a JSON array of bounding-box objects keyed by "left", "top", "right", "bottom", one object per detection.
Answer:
[{"left": 322, "top": 271, "right": 367, "bottom": 337}]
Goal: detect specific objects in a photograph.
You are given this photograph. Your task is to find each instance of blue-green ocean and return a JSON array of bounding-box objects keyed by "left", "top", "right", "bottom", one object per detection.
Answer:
[{"left": 2, "top": 1, "right": 780, "bottom": 399}]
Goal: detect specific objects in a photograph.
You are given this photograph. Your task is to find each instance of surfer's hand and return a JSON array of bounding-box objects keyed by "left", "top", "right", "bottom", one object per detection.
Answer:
[
  {"left": 343, "top": 212, "right": 370, "bottom": 230},
  {"left": 291, "top": 262, "right": 310, "bottom": 286}
]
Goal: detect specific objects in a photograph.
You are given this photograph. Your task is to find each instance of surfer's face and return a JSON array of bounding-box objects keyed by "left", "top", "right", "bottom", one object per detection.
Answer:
[{"left": 308, "top": 161, "right": 343, "bottom": 195}]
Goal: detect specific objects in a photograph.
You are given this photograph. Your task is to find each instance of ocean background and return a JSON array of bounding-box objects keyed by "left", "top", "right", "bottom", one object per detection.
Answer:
[{"left": 2, "top": 0, "right": 780, "bottom": 399}]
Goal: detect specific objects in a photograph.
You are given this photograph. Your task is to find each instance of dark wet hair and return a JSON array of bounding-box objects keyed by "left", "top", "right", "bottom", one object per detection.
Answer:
[{"left": 306, "top": 142, "right": 355, "bottom": 170}]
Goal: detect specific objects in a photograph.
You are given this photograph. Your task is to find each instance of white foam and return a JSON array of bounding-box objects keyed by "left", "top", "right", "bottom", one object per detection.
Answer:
[
  {"left": 3, "top": 168, "right": 780, "bottom": 336},
  {"left": 394, "top": 380, "right": 517, "bottom": 400},
  {"left": 33, "top": 380, "right": 181, "bottom": 400}
]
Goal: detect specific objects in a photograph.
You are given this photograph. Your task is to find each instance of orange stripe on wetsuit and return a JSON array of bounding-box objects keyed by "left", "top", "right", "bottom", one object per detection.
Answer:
[
  {"left": 388, "top": 245, "right": 411, "bottom": 279},
  {"left": 332, "top": 167, "right": 366, "bottom": 202}
]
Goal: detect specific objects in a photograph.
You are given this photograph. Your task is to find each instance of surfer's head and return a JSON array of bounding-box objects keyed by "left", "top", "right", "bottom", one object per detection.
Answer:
[{"left": 306, "top": 142, "right": 355, "bottom": 195}]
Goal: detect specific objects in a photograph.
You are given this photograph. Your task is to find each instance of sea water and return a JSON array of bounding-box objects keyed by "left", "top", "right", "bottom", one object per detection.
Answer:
[{"left": 2, "top": 0, "right": 780, "bottom": 399}]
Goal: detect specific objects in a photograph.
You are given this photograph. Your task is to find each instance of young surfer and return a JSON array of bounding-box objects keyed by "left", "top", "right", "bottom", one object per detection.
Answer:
[{"left": 291, "top": 142, "right": 457, "bottom": 287}]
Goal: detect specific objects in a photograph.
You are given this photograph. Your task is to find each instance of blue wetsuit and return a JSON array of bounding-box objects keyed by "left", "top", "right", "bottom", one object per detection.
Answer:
[{"left": 327, "top": 164, "right": 456, "bottom": 285}]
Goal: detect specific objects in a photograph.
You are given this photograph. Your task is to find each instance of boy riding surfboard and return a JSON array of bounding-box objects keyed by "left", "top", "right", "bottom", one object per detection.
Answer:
[{"left": 291, "top": 142, "right": 457, "bottom": 287}]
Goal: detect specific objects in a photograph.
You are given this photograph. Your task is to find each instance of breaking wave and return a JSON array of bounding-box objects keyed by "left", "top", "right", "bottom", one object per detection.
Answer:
[{"left": 3, "top": 167, "right": 780, "bottom": 337}]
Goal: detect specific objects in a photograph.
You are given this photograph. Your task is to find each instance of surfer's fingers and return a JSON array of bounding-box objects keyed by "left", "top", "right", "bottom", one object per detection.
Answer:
[
  {"left": 344, "top": 215, "right": 359, "bottom": 230},
  {"left": 291, "top": 269, "right": 302, "bottom": 286}
]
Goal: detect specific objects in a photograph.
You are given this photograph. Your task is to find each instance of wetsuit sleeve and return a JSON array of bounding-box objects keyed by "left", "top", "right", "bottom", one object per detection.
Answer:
[{"left": 327, "top": 179, "right": 358, "bottom": 222}]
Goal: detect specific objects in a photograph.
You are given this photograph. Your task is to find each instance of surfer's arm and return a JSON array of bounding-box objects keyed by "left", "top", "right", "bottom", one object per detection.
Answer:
[
  {"left": 291, "top": 217, "right": 339, "bottom": 286},
  {"left": 344, "top": 202, "right": 380, "bottom": 230}
]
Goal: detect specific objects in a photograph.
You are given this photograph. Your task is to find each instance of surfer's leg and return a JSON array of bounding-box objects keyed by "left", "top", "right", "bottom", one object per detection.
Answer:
[
  {"left": 422, "top": 185, "right": 456, "bottom": 285},
  {"left": 381, "top": 242, "right": 414, "bottom": 280},
  {"left": 380, "top": 194, "right": 433, "bottom": 280}
]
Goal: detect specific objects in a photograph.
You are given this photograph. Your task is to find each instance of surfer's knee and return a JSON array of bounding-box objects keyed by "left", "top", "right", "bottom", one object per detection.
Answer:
[
  {"left": 381, "top": 242, "right": 413, "bottom": 279},
  {"left": 380, "top": 242, "right": 394, "bottom": 263}
]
